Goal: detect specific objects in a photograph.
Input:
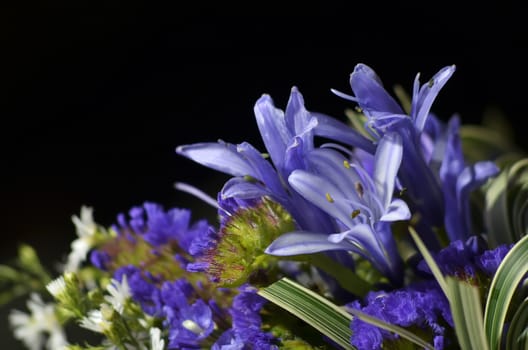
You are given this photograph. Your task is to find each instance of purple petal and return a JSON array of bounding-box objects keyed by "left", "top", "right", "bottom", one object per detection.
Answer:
[
  {"left": 176, "top": 142, "right": 255, "bottom": 177},
  {"left": 288, "top": 169, "right": 357, "bottom": 228},
  {"left": 265, "top": 232, "right": 352, "bottom": 256},
  {"left": 380, "top": 198, "right": 411, "bottom": 222},
  {"left": 350, "top": 63, "right": 404, "bottom": 117},
  {"left": 412, "top": 65, "right": 456, "bottom": 132},
  {"left": 374, "top": 132, "right": 403, "bottom": 210},
  {"left": 313, "top": 112, "right": 376, "bottom": 154},
  {"left": 254, "top": 94, "right": 290, "bottom": 168}
]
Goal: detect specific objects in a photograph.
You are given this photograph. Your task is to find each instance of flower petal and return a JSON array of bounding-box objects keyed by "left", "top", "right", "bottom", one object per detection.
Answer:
[
  {"left": 176, "top": 141, "right": 255, "bottom": 177},
  {"left": 265, "top": 232, "right": 353, "bottom": 256},
  {"left": 373, "top": 132, "right": 403, "bottom": 210},
  {"left": 412, "top": 65, "right": 456, "bottom": 132},
  {"left": 350, "top": 63, "right": 404, "bottom": 117},
  {"left": 254, "top": 94, "right": 290, "bottom": 168},
  {"left": 288, "top": 169, "right": 357, "bottom": 228},
  {"left": 380, "top": 198, "right": 411, "bottom": 222},
  {"left": 313, "top": 112, "right": 376, "bottom": 154}
]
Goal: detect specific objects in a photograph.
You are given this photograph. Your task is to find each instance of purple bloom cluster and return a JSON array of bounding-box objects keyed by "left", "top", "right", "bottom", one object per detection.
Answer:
[
  {"left": 347, "top": 281, "right": 453, "bottom": 350},
  {"left": 90, "top": 202, "right": 279, "bottom": 349},
  {"left": 417, "top": 236, "right": 513, "bottom": 279}
]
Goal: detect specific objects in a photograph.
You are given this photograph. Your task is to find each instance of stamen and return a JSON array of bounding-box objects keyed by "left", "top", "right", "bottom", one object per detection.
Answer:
[
  {"left": 182, "top": 319, "right": 205, "bottom": 335},
  {"left": 343, "top": 160, "right": 351, "bottom": 169},
  {"left": 351, "top": 209, "right": 360, "bottom": 218},
  {"left": 355, "top": 182, "right": 364, "bottom": 198},
  {"left": 325, "top": 193, "right": 334, "bottom": 203},
  {"left": 428, "top": 78, "right": 434, "bottom": 88}
]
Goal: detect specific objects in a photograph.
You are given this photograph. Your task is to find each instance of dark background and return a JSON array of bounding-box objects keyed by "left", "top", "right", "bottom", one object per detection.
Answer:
[{"left": 1, "top": 2, "right": 527, "bottom": 348}]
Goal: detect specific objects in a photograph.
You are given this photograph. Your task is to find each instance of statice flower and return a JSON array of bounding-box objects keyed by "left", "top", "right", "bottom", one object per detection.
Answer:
[{"left": 347, "top": 281, "right": 453, "bottom": 350}]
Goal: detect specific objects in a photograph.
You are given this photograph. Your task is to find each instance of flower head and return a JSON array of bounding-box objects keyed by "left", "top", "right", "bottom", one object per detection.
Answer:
[{"left": 266, "top": 132, "right": 410, "bottom": 283}]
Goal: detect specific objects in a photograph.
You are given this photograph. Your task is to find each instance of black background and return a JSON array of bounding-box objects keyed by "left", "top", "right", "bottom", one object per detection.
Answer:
[{"left": 1, "top": 2, "right": 527, "bottom": 348}]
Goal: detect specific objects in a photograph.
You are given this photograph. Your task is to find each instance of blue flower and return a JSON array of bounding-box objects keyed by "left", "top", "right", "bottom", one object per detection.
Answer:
[
  {"left": 176, "top": 88, "right": 337, "bottom": 234},
  {"left": 347, "top": 281, "right": 452, "bottom": 350},
  {"left": 439, "top": 116, "right": 499, "bottom": 241},
  {"left": 266, "top": 132, "right": 410, "bottom": 284},
  {"left": 228, "top": 286, "right": 278, "bottom": 349}
]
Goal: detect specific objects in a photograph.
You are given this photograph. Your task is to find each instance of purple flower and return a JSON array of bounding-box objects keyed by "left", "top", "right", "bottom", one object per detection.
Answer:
[
  {"left": 477, "top": 243, "right": 513, "bottom": 276},
  {"left": 439, "top": 116, "right": 499, "bottom": 241},
  {"left": 348, "top": 281, "right": 452, "bottom": 350},
  {"left": 327, "top": 64, "right": 457, "bottom": 249},
  {"left": 266, "top": 132, "right": 410, "bottom": 284},
  {"left": 113, "top": 265, "right": 163, "bottom": 316},
  {"left": 177, "top": 88, "right": 344, "bottom": 236},
  {"left": 228, "top": 287, "right": 278, "bottom": 350}
]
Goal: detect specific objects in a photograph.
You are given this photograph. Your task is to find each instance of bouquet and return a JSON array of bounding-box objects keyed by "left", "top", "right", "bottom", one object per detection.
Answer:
[{"left": 3, "top": 63, "right": 528, "bottom": 350}]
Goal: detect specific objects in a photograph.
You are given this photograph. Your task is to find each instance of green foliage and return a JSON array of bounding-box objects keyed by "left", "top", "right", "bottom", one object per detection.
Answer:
[
  {"left": 484, "top": 234, "right": 528, "bottom": 350},
  {"left": 484, "top": 158, "right": 528, "bottom": 246},
  {"left": 259, "top": 277, "right": 355, "bottom": 350},
  {"left": 0, "top": 244, "right": 51, "bottom": 306}
]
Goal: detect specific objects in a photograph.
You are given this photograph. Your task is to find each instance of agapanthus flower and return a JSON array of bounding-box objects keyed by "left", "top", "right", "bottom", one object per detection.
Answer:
[
  {"left": 266, "top": 132, "right": 410, "bottom": 284},
  {"left": 438, "top": 116, "right": 499, "bottom": 241},
  {"left": 176, "top": 88, "right": 338, "bottom": 234}
]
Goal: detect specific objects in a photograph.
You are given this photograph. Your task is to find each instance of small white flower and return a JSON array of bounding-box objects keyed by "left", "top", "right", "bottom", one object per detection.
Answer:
[
  {"left": 150, "top": 327, "right": 165, "bottom": 350},
  {"left": 9, "top": 293, "right": 68, "bottom": 350},
  {"left": 79, "top": 307, "right": 112, "bottom": 334},
  {"left": 104, "top": 275, "right": 131, "bottom": 315},
  {"left": 46, "top": 275, "right": 67, "bottom": 298},
  {"left": 64, "top": 206, "right": 97, "bottom": 272}
]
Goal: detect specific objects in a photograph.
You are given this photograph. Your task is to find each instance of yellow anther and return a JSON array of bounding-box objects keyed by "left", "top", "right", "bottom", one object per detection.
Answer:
[
  {"left": 325, "top": 193, "right": 334, "bottom": 203},
  {"left": 355, "top": 182, "right": 364, "bottom": 198},
  {"left": 343, "top": 160, "right": 351, "bottom": 169},
  {"left": 351, "top": 209, "right": 360, "bottom": 218}
]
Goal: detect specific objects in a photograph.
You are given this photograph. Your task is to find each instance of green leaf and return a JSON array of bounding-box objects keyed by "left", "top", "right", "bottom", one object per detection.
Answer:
[
  {"left": 258, "top": 277, "right": 355, "bottom": 349},
  {"left": 506, "top": 297, "right": 528, "bottom": 350},
  {"left": 484, "top": 159, "right": 528, "bottom": 247},
  {"left": 446, "top": 277, "right": 489, "bottom": 350},
  {"left": 484, "top": 234, "right": 528, "bottom": 350},
  {"left": 408, "top": 227, "right": 448, "bottom": 296}
]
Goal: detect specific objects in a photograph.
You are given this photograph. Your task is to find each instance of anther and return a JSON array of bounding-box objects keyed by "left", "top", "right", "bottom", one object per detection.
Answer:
[{"left": 325, "top": 193, "right": 334, "bottom": 203}]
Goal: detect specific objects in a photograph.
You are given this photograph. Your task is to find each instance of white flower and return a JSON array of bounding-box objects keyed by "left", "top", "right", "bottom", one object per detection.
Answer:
[
  {"left": 79, "top": 307, "right": 112, "bottom": 334},
  {"left": 9, "top": 293, "right": 68, "bottom": 350},
  {"left": 104, "top": 275, "right": 131, "bottom": 315},
  {"left": 150, "top": 327, "right": 165, "bottom": 350},
  {"left": 46, "top": 275, "right": 67, "bottom": 298},
  {"left": 64, "top": 206, "right": 97, "bottom": 272}
]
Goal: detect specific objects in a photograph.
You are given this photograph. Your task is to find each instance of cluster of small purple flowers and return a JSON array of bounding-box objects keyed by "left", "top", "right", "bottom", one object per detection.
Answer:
[{"left": 91, "top": 202, "right": 278, "bottom": 349}]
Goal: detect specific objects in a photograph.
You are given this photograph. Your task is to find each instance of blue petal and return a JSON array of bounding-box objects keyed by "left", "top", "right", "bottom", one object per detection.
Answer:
[
  {"left": 373, "top": 132, "right": 403, "bottom": 210},
  {"left": 265, "top": 232, "right": 353, "bottom": 256},
  {"left": 412, "top": 65, "right": 456, "bottom": 132},
  {"left": 176, "top": 141, "right": 255, "bottom": 177},
  {"left": 288, "top": 169, "right": 358, "bottom": 228},
  {"left": 350, "top": 63, "right": 404, "bottom": 117},
  {"left": 254, "top": 94, "right": 290, "bottom": 169},
  {"left": 285, "top": 87, "right": 316, "bottom": 146},
  {"left": 312, "top": 112, "right": 376, "bottom": 154},
  {"left": 456, "top": 161, "right": 499, "bottom": 236},
  {"left": 380, "top": 199, "right": 411, "bottom": 222},
  {"left": 221, "top": 177, "right": 271, "bottom": 200}
]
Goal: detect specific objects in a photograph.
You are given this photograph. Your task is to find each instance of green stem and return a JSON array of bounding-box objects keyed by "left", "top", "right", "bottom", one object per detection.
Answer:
[{"left": 290, "top": 254, "right": 372, "bottom": 297}]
